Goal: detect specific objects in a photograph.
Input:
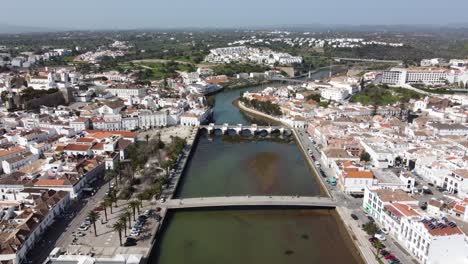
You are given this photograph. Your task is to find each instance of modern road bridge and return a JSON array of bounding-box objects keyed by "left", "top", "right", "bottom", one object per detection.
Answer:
[{"left": 163, "top": 196, "right": 336, "bottom": 209}]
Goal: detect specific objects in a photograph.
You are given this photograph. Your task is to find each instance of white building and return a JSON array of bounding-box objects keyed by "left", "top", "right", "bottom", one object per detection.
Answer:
[{"left": 320, "top": 87, "right": 349, "bottom": 102}]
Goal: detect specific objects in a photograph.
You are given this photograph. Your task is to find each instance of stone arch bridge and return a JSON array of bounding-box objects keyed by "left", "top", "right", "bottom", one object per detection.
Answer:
[{"left": 200, "top": 123, "right": 291, "bottom": 135}]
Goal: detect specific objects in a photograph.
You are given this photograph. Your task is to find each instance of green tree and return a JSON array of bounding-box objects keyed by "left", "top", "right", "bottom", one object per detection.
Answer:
[
  {"left": 112, "top": 221, "right": 125, "bottom": 246},
  {"left": 128, "top": 200, "right": 140, "bottom": 221},
  {"left": 360, "top": 152, "right": 371, "bottom": 162},
  {"left": 99, "top": 201, "right": 108, "bottom": 222},
  {"left": 118, "top": 216, "right": 128, "bottom": 237},
  {"left": 87, "top": 211, "right": 100, "bottom": 237}
]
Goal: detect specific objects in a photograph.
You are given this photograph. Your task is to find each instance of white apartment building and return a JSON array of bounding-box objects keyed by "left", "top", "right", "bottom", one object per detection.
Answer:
[
  {"left": 138, "top": 110, "right": 167, "bottom": 128},
  {"left": 399, "top": 216, "right": 468, "bottom": 264},
  {"left": 359, "top": 140, "right": 396, "bottom": 168},
  {"left": 2, "top": 152, "right": 39, "bottom": 174},
  {"left": 363, "top": 187, "right": 468, "bottom": 264},
  {"left": 106, "top": 86, "right": 147, "bottom": 99},
  {"left": 382, "top": 68, "right": 449, "bottom": 86},
  {"left": 443, "top": 169, "right": 468, "bottom": 198},
  {"left": 320, "top": 87, "right": 349, "bottom": 102}
]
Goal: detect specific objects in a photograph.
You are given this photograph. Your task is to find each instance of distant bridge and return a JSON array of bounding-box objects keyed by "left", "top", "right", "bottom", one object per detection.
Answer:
[
  {"left": 332, "top": 57, "right": 403, "bottom": 64},
  {"left": 200, "top": 123, "right": 291, "bottom": 135},
  {"left": 164, "top": 196, "right": 336, "bottom": 209}
]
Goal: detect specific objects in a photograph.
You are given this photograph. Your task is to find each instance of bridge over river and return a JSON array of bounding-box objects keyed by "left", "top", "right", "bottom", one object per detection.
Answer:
[
  {"left": 163, "top": 196, "right": 336, "bottom": 209},
  {"left": 200, "top": 123, "right": 291, "bottom": 135}
]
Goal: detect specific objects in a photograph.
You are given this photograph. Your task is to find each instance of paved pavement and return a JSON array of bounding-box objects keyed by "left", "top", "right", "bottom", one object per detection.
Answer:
[{"left": 163, "top": 196, "right": 336, "bottom": 209}]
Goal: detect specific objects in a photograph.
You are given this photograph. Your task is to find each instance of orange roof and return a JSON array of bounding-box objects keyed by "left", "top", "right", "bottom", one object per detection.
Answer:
[
  {"left": 35, "top": 179, "right": 67, "bottom": 186},
  {"left": 76, "top": 137, "right": 95, "bottom": 143},
  {"left": 391, "top": 203, "right": 420, "bottom": 217},
  {"left": 424, "top": 222, "right": 464, "bottom": 237},
  {"left": 91, "top": 143, "right": 105, "bottom": 150},
  {"left": 344, "top": 170, "right": 374, "bottom": 179},
  {"left": 64, "top": 144, "right": 91, "bottom": 151},
  {"left": 453, "top": 204, "right": 466, "bottom": 214},
  {"left": 0, "top": 146, "right": 25, "bottom": 157}
]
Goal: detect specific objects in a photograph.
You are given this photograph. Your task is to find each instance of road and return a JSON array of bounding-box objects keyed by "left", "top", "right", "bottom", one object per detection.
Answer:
[{"left": 26, "top": 178, "right": 110, "bottom": 264}]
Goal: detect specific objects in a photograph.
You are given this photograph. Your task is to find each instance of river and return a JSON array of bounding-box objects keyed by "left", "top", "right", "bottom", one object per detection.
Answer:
[{"left": 149, "top": 69, "right": 362, "bottom": 264}]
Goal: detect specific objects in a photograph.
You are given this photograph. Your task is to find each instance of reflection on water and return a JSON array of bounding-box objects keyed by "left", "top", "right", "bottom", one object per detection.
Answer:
[{"left": 150, "top": 209, "right": 363, "bottom": 264}]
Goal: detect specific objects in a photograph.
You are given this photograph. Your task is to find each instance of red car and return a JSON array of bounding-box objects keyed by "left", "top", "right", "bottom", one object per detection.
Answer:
[{"left": 384, "top": 254, "right": 396, "bottom": 260}]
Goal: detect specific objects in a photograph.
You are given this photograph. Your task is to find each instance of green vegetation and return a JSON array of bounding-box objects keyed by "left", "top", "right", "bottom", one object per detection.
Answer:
[
  {"left": 133, "top": 61, "right": 196, "bottom": 80},
  {"left": 240, "top": 97, "right": 282, "bottom": 116},
  {"left": 360, "top": 152, "right": 371, "bottom": 162},
  {"left": 20, "top": 87, "right": 59, "bottom": 101},
  {"left": 362, "top": 221, "right": 379, "bottom": 235},
  {"left": 212, "top": 63, "right": 270, "bottom": 76},
  {"left": 207, "top": 96, "right": 216, "bottom": 108},
  {"left": 351, "top": 84, "right": 422, "bottom": 106}
]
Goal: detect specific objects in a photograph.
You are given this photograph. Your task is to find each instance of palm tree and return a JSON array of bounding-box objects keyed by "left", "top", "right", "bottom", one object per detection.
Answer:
[
  {"left": 87, "top": 211, "right": 100, "bottom": 237},
  {"left": 118, "top": 215, "right": 128, "bottom": 237},
  {"left": 124, "top": 210, "right": 132, "bottom": 230},
  {"left": 99, "top": 201, "right": 108, "bottom": 222},
  {"left": 104, "top": 196, "right": 113, "bottom": 214},
  {"left": 129, "top": 200, "right": 140, "bottom": 221},
  {"left": 104, "top": 170, "right": 115, "bottom": 189},
  {"left": 112, "top": 221, "right": 125, "bottom": 246},
  {"left": 110, "top": 189, "right": 118, "bottom": 208},
  {"left": 145, "top": 134, "right": 150, "bottom": 143}
]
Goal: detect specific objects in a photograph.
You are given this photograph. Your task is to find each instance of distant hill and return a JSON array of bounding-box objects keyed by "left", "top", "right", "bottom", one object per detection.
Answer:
[{"left": 0, "top": 23, "right": 59, "bottom": 34}]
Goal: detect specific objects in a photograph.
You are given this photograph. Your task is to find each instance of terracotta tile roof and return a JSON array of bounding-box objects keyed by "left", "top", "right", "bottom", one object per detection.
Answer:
[
  {"left": 344, "top": 170, "right": 374, "bottom": 179},
  {"left": 64, "top": 143, "right": 91, "bottom": 151},
  {"left": 91, "top": 143, "right": 105, "bottom": 150},
  {"left": 34, "top": 179, "right": 68, "bottom": 186},
  {"left": 453, "top": 169, "right": 468, "bottom": 179},
  {"left": 0, "top": 146, "right": 26, "bottom": 158},
  {"left": 76, "top": 137, "right": 96, "bottom": 143}
]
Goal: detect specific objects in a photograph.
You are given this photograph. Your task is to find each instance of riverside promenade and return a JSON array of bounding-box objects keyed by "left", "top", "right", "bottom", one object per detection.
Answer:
[{"left": 163, "top": 196, "right": 336, "bottom": 209}]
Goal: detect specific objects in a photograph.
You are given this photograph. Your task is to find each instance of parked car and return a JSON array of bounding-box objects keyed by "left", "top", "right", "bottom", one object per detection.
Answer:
[
  {"left": 389, "top": 258, "right": 400, "bottom": 264},
  {"left": 159, "top": 198, "right": 166, "bottom": 203},
  {"left": 129, "top": 231, "right": 140, "bottom": 237},
  {"left": 78, "top": 225, "right": 89, "bottom": 231},
  {"left": 75, "top": 232, "right": 85, "bottom": 237},
  {"left": 384, "top": 254, "right": 396, "bottom": 260},
  {"left": 380, "top": 250, "right": 390, "bottom": 256},
  {"left": 379, "top": 228, "right": 389, "bottom": 235},
  {"left": 143, "top": 210, "right": 152, "bottom": 216},
  {"left": 124, "top": 238, "right": 137, "bottom": 247},
  {"left": 351, "top": 214, "right": 359, "bottom": 220},
  {"left": 367, "top": 216, "right": 375, "bottom": 222},
  {"left": 374, "top": 233, "right": 386, "bottom": 241}
]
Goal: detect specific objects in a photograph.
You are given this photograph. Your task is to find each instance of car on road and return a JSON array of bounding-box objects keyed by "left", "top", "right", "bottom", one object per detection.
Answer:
[
  {"left": 350, "top": 214, "right": 359, "bottom": 220},
  {"left": 124, "top": 237, "right": 137, "bottom": 247}
]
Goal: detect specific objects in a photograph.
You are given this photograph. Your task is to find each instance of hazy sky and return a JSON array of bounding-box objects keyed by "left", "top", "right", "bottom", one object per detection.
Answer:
[{"left": 2, "top": 0, "right": 468, "bottom": 29}]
